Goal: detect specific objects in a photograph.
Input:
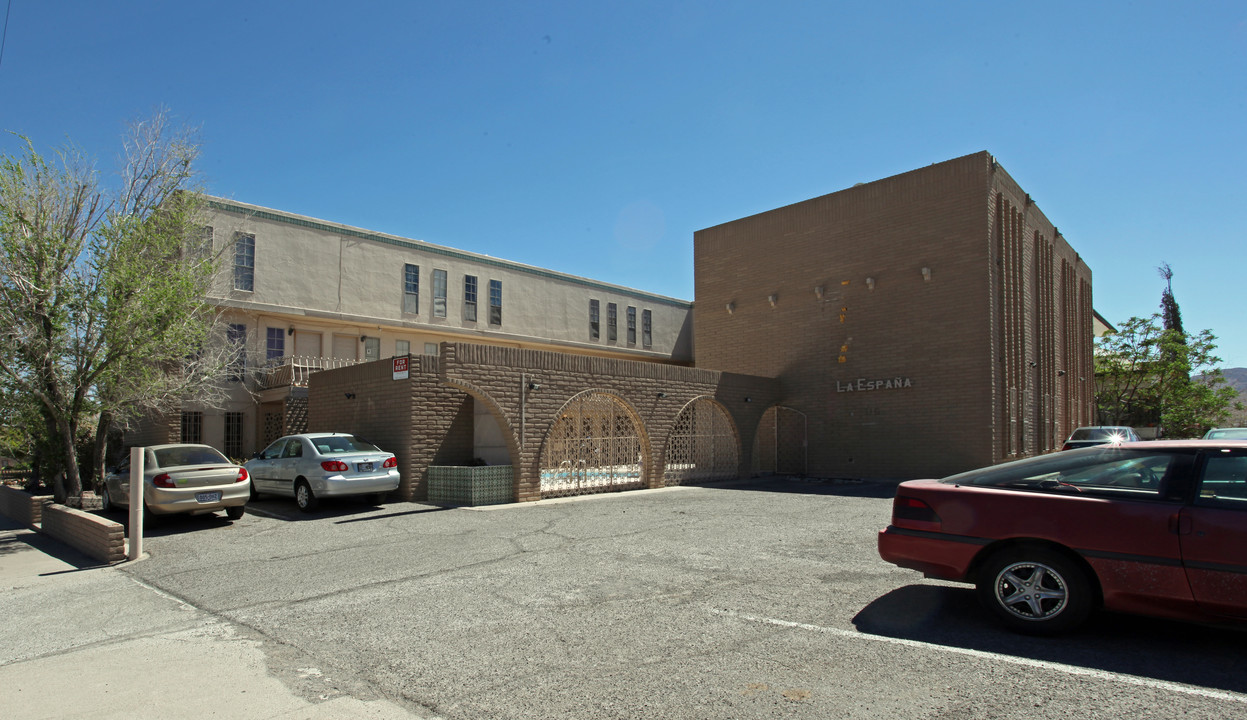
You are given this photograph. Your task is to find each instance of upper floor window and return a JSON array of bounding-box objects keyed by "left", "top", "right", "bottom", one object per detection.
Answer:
[
  {"left": 589, "top": 299, "right": 600, "bottom": 340},
  {"left": 489, "top": 280, "right": 502, "bottom": 325},
  {"left": 464, "top": 275, "right": 478, "bottom": 322},
  {"left": 607, "top": 303, "right": 617, "bottom": 342},
  {"left": 424, "top": 342, "right": 438, "bottom": 355},
  {"left": 642, "top": 309, "right": 652, "bottom": 348},
  {"left": 403, "top": 264, "right": 419, "bottom": 314},
  {"left": 433, "top": 269, "right": 448, "bottom": 318},
  {"left": 265, "top": 327, "right": 285, "bottom": 362},
  {"left": 233, "top": 233, "right": 254, "bottom": 292},
  {"left": 395, "top": 339, "right": 410, "bottom": 357},
  {"left": 626, "top": 306, "right": 636, "bottom": 345},
  {"left": 192, "top": 225, "right": 213, "bottom": 259},
  {"left": 227, "top": 323, "right": 246, "bottom": 380}
]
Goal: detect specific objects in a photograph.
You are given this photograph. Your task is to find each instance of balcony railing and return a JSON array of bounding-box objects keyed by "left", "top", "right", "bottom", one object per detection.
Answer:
[{"left": 258, "top": 356, "right": 360, "bottom": 389}]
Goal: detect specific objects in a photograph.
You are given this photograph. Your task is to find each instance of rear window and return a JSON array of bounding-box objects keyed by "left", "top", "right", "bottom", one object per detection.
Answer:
[
  {"left": 941, "top": 447, "right": 1184, "bottom": 499},
  {"left": 310, "top": 435, "right": 380, "bottom": 454},
  {"left": 1070, "top": 428, "right": 1123, "bottom": 441},
  {"left": 151, "top": 446, "right": 230, "bottom": 468}
]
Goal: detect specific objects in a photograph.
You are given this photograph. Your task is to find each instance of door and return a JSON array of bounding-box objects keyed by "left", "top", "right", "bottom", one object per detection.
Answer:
[
  {"left": 294, "top": 332, "right": 322, "bottom": 358},
  {"left": 363, "top": 337, "right": 380, "bottom": 362},
  {"left": 251, "top": 439, "right": 287, "bottom": 494},
  {"left": 1180, "top": 450, "right": 1247, "bottom": 618},
  {"left": 272, "top": 437, "right": 306, "bottom": 496},
  {"left": 333, "top": 334, "right": 357, "bottom": 361}
]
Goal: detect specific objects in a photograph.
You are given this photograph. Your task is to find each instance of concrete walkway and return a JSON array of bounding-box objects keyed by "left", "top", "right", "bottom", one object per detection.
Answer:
[{"left": 0, "top": 515, "right": 427, "bottom": 719}]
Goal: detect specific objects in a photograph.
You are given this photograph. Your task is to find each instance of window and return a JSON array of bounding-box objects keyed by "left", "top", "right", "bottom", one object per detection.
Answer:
[
  {"left": 463, "top": 275, "right": 478, "bottom": 322},
  {"left": 192, "top": 225, "right": 214, "bottom": 259},
  {"left": 180, "top": 411, "right": 203, "bottom": 444},
  {"left": 1196, "top": 454, "right": 1247, "bottom": 509},
  {"left": 266, "top": 327, "right": 285, "bottom": 362},
  {"left": 424, "top": 342, "right": 438, "bottom": 355},
  {"left": 626, "top": 306, "right": 636, "bottom": 345},
  {"left": 224, "top": 412, "right": 244, "bottom": 459},
  {"left": 589, "top": 299, "right": 600, "bottom": 340},
  {"left": 642, "top": 309, "right": 652, "bottom": 348},
  {"left": 403, "top": 264, "right": 419, "bottom": 314},
  {"left": 395, "top": 339, "right": 410, "bottom": 357},
  {"left": 489, "top": 280, "right": 502, "bottom": 325},
  {"left": 607, "top": 303, "right": 617, "bottom": 342},
  {"left": 227, "top": 323, "right": 246, "bottom": 380},
  {"left": 233, "top": 233, "right": 254, "bottom": 292},
  {"left": 363, "top": 337, "right": 380, "bottom": 362},
  {"left": 432, "top": 269, "right": 447, "bottom": 318}
]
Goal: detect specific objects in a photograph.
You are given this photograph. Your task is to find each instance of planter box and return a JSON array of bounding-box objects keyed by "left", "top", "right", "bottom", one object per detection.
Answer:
[
  {"left": 0, "top": 485, "right": 51, "bottom": 527},
  {"left": 40, "top": 504, "right": 125, "bottom": 564},
  {"left": 428, "top": 465, "right": 513, "bottom": 506}
]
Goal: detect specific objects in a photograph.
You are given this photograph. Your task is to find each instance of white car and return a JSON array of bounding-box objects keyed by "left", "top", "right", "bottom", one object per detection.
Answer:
[
  {"left": 101, "top": 444, "right": 250, "bottom": 521},
  {"left": 245, "top": 433, "right": 400, "bottom": 512}
]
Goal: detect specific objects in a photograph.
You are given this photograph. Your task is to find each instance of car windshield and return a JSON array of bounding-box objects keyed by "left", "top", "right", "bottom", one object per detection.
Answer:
[
  {"left": 941, "top": 447, "right": 1179, "bottom": 493},
  {"left": 311, "top": 435, "right": 380, "bottom": 454},
  {"left": 1206, "top": 428, "right": 1247, "bottom": 439},
  {"left": 1070, "top": 427, "right": 1130, "bottom": 441},
  {"left": 152, "top": 446, "right": 230, "bottom": 468}
]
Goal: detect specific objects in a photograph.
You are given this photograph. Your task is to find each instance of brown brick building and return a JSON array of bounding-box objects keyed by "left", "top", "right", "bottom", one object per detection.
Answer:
[{"left": 693, "top": 151, "right": 1095, "bottom": 479}]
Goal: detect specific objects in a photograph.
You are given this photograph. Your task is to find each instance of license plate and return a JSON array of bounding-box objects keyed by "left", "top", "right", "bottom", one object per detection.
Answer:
[
  {"left": 357, "top": 462, "right": 374, "bottom": 472},
  {"left": 195, "top": 491, "right": 222, "bottom": 503}
]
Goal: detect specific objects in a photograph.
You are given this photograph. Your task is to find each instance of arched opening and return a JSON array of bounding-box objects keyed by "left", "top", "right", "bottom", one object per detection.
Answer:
[
  {"left": 663, "top": 397, "right": 739, "bottom": 485},
  {"left": 540, "top": 391, "right": 646, "bottom": 498},
  {"left": 751, "top": 405, "right": 807, "bottom": 476}
]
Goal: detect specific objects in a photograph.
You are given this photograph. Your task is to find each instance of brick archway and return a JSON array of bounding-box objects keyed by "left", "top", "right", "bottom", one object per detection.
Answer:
[
  {"left": 539, "top": 390, "right": 650, "bottom": 499},
  {"left": 663, "top": 396, "right": 740, "bottom": 485}
]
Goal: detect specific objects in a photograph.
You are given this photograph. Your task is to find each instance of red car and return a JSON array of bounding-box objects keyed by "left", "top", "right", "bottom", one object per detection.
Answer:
[{"left": 878, "top": 440, "right": 1247, "bottom": 634}]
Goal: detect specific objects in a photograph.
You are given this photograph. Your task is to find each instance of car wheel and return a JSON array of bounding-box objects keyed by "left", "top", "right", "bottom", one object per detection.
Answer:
[
  {"left": 100, "top": 485, "right": 113, "bottom": 513},
  {"left": 976, "top": 548, "right": 1094, "bottom": 635},
  {"left": 370, "top": 492, "right": 387, "bottom": 505},
  {"left": 225, "top": 505, "right": 245, "bottom": 520},
  {"left": 294, "top": 480, "right": 319, "bottom": 512},
  {"left": 249, "top": 483, "right": 261, "bottom": 501}
]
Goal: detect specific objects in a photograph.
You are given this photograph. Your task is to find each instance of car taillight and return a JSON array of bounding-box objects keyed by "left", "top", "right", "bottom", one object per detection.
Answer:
[
  {"left": 152, "top": 473, "right": 175, "bottom": 488},
  {"left": 321, "top": 460, "right": 349, "bottom": 472},
  {"left": 383, "top": 457, "right": 397, "bottom": 469},
  {"left": 892, "top": 495, "right": 940, "bottom": 527},
  {"left": 236, "top": 467, "right": 249, "bottom": 483}
]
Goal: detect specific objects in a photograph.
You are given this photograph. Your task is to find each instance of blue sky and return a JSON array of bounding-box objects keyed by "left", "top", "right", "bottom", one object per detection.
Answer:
[{"left": 2, "top": 1, "right": 1244, "bottom": 367}]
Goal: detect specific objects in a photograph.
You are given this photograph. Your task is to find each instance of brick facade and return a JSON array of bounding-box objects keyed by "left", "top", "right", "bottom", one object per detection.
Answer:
[
  {"left": 694, "top": 151, "right": 1095, "bottom": 479},
  {"left": 309, "top": 344, "right": 778, "bottom": 502}
]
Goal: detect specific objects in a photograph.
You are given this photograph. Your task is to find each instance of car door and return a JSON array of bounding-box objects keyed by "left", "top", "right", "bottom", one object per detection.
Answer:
[
  {"left": 272, "top": 437, "right": 305, "bottom": 496},
  {"left": 248, "top": 439, "right": 279, "bottom": 493},
  {"left": 1179, "top": 449, "right": 1247, "bottom": 619}
]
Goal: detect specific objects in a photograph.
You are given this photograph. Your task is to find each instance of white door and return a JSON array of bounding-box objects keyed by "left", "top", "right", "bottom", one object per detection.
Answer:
[
  {"left": 294, "top": 332, "right": 322, "bottom": 358},
  {"left": 333, "top": 335, "right": 357, "bottom": 360}
]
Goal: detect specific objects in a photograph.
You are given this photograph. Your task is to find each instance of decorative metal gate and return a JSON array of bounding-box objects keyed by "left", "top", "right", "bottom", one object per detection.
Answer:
[
  {"left": 751, "top": 406, "right": 807, "bottom": 476},
  {"left": 540, "top": 392, "right": 646, "bottom": 498},
  {"left": 664, "top": 398, "right": 739, "bottom": 485}
]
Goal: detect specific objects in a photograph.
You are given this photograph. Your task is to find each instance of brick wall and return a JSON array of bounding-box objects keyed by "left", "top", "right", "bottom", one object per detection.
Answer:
[
  {"left": 694, "top": 151, "right": 1094, "bottom": 479},
  {"left": 309, "top": 345, "right": 778, "bottom": 503},
  {"left": 0, "top": 485, "right": 49, "bottom": 526},
  {"left": 39, "top": 503, "right": 126, "bottom": 563}
]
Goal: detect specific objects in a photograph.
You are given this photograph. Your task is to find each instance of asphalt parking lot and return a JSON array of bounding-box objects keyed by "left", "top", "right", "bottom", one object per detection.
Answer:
[{"left": 12, "top": 478, "right": 1247, "bottom": 719}]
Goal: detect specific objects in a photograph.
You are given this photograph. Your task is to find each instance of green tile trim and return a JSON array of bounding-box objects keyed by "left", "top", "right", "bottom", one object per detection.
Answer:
[{"left": 206, "top": 198, "right": 692, "bottom": 309}]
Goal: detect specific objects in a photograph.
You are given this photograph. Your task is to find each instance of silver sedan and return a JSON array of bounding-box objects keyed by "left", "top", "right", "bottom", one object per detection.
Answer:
[
  {"left": 245, "top": 433, "right": 401, "bottom": 512},
  {"left": 101, "top": 444, "right": 250, "bottom": 521}
]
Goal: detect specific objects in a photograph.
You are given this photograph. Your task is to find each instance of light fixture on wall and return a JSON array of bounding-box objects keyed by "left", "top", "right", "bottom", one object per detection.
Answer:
[
  {"left": 657, "top": 392, "right": 667, "bottom": 398},
  {"left": 866, "top": 277, "right": 875, "bottom": 291},
  {"left": 726, "top": 301, "right": 735, "bottom": 315},
  {"left": 360, "top": 335, "right": 369, "bottom": 342},
  {"left": 814, "top": 285, "right": 825, "bottom": 299},
  {"left": 768, "top": 294, "right": 778, "bottom": 307},
  {"left": 744, "top": 396, "right": 752, "bottom": 403},
  {"left": 344, "top": 392, "right": 355, "bottom": 400},
  {"left": 1028, "top": 361, "right": 1038, "bottom": 368},
  {"left": 287, "top": 326, "right": 295, "bottom": 335},
  {"left": 527, "top": 382, "right": 540, "bottom": 391},
  {"left": 1057, "top": 370, "right": 1066, "bottom": 376},
  {"left": 921, "top": 267, "right": 932, "bottom": 282}
]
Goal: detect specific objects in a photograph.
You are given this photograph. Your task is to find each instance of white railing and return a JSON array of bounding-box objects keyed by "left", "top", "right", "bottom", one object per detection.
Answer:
[{"left": 259, "top": 356, "right": 360, "bottom": 389}]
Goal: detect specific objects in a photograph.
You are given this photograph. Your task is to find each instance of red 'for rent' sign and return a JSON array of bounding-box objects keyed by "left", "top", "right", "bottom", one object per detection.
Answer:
[{"left": 393, "top": 356, "right": 409, "bottom": 380}]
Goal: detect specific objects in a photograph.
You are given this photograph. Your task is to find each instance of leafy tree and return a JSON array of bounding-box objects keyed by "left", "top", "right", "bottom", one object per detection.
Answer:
[
  {"left": 0, "top": 111, "right": 233, "bottom": 501},
  {"left": 1095, "top": 314, "right": 1240, "bottom": 438}
]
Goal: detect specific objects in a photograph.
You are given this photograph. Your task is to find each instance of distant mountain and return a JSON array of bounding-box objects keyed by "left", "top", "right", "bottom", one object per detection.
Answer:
[{"left": 1220, "top": 367, "right": 1247, "bottom": 394}]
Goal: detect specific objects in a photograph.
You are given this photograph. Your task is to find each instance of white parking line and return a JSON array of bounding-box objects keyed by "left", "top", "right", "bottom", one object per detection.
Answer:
[{"left": 711, "top": 609, "right": 1247, "bottom": 705}]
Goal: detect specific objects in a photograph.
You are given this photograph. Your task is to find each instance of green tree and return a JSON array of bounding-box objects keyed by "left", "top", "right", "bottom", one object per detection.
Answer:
[
  {"left": 1095, "top": 314, "right": 1240, "bottom": 438},
  {"left": 0, "top": 111, "right": 232, "bottom": 501}
]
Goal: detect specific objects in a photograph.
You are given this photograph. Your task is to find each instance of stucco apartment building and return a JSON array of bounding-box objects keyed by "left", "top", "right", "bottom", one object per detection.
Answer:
[{"left": 130, "top": 151, "right": 1095, "bottom": 500}]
